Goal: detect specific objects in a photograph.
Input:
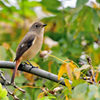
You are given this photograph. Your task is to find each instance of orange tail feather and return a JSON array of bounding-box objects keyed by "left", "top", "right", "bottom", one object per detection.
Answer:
[{"left": 11, "top": 59, "right": 21, "bottom": 83}]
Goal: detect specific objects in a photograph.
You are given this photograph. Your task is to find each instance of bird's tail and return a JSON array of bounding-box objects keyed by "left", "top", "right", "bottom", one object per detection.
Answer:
[{"left": 11, "top": 59, "right": 20, "bottom": 83}]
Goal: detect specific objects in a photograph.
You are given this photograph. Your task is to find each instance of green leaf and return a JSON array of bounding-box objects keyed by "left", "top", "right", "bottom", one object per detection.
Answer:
[
  {"left": 19, "top": 0, "right": 40, "bottom": 8},
  {"left": 72, "top": 83, "right": 88, "bottom": 100},
  {"left": 96, "top": 0, "right": 100, "bottom": 3},
  {"left": 92, "top": 9, "right": 99, "bottom": 31},
  {"left": 72, "top": 79, "right": 85, "bottom": 87},
  {"left": 0, "top": 46, "right": 7, "bottom": 60},
  {"left": 35, "top": 79, "right": 43, "bottom": 87},
  {"left": 1, "top": 89, "right": 7, "bottom": 98},
  {"left": 41, "top": 0, "right": 60, "bottom": 13},
  {"left": 88, "top": 85, "right": 100, "bottom": 99},
  {"left": 15, "top": 75, "right": 26, "bottom": 83},
  {"left": 76, "top": 0, "right": 88, "bottom": 7},
  {"left": 9, "top": 48, "right": 16, "bottom": 61},
  {"left": 25, "top": 92, "right": 32, "bottom": 100},
  {"left": 0, "top": 84, "right": 8, "bottom": 99},
  {"left": 1, "top": 96, "right": 9, "bottom": 100},
  {"left": 73, "top": 83, "right": 88, "bottom": 94},
  {"left": 0, "top": 83, "right": 2, "bottom": 93},
  {"left": 37, "top": 96, "right": 56, "bottom": 100},
  {"left": 89, "top": 85, "right": 98, "bottom": 91}
]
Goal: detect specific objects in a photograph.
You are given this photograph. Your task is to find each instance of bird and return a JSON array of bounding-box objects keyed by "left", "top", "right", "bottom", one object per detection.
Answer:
[{"left": 11, "top": 21, "right": 47, "bottom": 83}]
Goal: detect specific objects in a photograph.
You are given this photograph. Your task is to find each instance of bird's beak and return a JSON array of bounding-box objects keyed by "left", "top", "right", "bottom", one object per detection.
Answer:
[{"left": 43, "top": 24, "right": 47, "bottom": 27}]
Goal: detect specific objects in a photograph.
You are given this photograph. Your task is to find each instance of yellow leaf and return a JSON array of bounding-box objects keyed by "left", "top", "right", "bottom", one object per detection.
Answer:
[
  {"left": 37, "top": 92, "right": 45, "bottom": 99},
  {"left": 65, "top": 95, "right": 69, "bottom": 100},
  {"left": 67, "top": 61, "right": 78, "bottom": 80},
  {"left": 58, "top": 63, "right": 67, "bottom": 80},
  {"left": 58, "top": 61, "right": 78, "bottom": 80},
  {"left": 93, "top": 2, "right": 98, "bottom": 9},
  {"left": 58, "top": 62, "right": 77, "bottom": 80},
  {"left": 64, "top": 79, "right": 71, "bottom": 88},
  {"left": 94, "top": 52, "right": 100, "bottom": 65},
  {"left": 48, "top": 61, "right": 53, "bottom": 72},
  {"left": 69, "top": 61, "right": 77, "bottom": 71},
  {"left": 28, "top": 61, "right": 40, "bottom": 68},
  {"left": 74, "top": 68, "right": 80, "bottom": 79},
  {"left": 95, "top": 72, "right": 99, "bottom": 83},
  {"left": 23, "top": 72, "right": 34, "bottom": 85},
  {"left": 87, "top": 47, "right": 93, "bottom": 52},
  {"left": 64, "top": 79, "right": 72, "bottom": 93}
]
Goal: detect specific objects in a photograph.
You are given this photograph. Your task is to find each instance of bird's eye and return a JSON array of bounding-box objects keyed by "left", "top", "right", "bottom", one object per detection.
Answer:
[{"left": 35, "top": 25, "right": 38, "bottom": 28}]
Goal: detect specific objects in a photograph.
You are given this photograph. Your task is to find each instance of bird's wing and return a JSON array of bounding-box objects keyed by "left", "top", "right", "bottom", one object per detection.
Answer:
[{"left": 14, "top": 34, "right": 36, "bottom": 61}]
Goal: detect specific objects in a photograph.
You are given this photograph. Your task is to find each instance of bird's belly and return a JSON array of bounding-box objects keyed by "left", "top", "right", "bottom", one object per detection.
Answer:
[{"left": 21, "top": 41, "right": 42, "bottom": 61}]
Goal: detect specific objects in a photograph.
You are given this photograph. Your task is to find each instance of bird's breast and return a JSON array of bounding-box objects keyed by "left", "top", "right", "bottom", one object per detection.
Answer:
[{"left": 21, "top": 35, "right": 43, "bottom": 61}]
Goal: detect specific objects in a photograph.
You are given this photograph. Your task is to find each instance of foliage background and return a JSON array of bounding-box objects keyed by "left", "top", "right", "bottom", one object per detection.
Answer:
[{"left": 0, "top": 0, "right": 100, "bottom": 100}]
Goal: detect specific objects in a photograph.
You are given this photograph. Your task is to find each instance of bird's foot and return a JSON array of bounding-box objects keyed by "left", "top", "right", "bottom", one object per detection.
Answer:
[
  {"left": 26, "top": 60, "right": 38, "bottom": 72},
  {"left": 28, "top": 66, "right": 38, "bottom": 72},
  {"left": 23, "top": 61, "right": 29, "bottom": 65},
  {"left": 19, "top": 63, "right": 25, "bottom": 67}
]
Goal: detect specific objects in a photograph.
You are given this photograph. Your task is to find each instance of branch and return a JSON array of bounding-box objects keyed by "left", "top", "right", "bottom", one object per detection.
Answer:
[
  {"left": 87, "top": 57, "right": 96, "bottom": 83},
  {"left": 0, "top": 69, "right": 25, "bottom": 100},
  {"left": 0, "top": 61, "right": 72, "bottom": 86}
]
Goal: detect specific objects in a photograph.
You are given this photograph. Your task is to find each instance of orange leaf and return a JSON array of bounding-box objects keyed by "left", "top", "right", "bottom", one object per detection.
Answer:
[
  {"left": 48, "top": 61, "right": 53, "bottom": 72},
  {"left": 95, "top": 72, "right": 99, "bottom": 83},
  {"left": 2, "top": 42, "right": 10, "bottom": 50},
  {"left": 58, "top": 63, "right": 67, "bottom": 80},
  {"left": 66, "top": 63, "right": 73, "bottom": 80}
]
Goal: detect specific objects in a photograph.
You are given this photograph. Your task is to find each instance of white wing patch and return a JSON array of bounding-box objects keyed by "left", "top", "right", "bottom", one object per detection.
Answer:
[
  {"left": 32, "top": 37, "right": 36, "bottom": 45},
  {"left": 21, "top": 44, "right": 25, "bottom": 47}
]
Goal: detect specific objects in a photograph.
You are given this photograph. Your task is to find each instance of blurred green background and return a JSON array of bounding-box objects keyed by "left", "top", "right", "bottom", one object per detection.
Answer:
[{"left": 0, "top": 0, "right": 100, "bottom": 99}]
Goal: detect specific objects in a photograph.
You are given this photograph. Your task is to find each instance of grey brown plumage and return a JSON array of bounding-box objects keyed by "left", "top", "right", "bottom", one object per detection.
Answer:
[
  {"left": 11, "top": 22, "right": 47, "bottom": 83},
  {"left": 15, "top": 34, "right": 35, "bottom": 61}
]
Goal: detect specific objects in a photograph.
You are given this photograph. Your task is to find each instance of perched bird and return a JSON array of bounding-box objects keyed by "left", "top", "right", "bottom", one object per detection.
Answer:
[{"left": 11, "top": 22, "right": 47, "bottom": 83}]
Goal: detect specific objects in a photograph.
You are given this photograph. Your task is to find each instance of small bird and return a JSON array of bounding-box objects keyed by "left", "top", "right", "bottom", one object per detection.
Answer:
[{"left": 11, "top": 22, "right": 47, "bottom": 83}]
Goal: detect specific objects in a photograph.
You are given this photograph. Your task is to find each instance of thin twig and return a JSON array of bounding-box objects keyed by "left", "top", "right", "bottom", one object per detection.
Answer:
[
  {"left": 0, "top": 70, "right": 26, "bottom": 93},
  {"left": 87, "top": 56, "right": 96, "bottom": 83},
  {"left": 0, "top": 70, "right": 22, "bottom": 100}
]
